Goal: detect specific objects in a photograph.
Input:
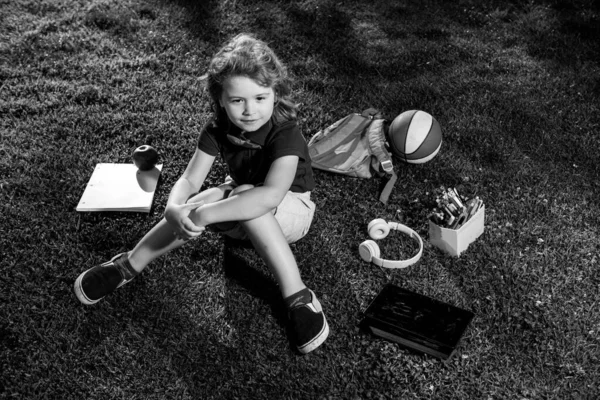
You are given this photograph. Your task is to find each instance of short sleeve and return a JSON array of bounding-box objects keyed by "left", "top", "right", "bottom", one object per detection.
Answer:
[
  {"left": 266, "top": 122, "right": 307, "bottom": 161},
  {"left": 197, "top": 120, "right": 221, "bottom": 157}
]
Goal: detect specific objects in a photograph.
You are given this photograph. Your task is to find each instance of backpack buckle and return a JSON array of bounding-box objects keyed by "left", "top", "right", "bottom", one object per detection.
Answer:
[
  {"left": 381, "top": 159, "right": 394, "bottom": 173},
  {"left": 362, "top": 108, "right": 382, "bottom": 120}
]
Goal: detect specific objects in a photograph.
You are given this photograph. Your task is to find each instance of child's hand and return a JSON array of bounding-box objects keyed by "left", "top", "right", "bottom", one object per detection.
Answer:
[{"left": 164, "top": 201, "right": 205, "bottom": 240}]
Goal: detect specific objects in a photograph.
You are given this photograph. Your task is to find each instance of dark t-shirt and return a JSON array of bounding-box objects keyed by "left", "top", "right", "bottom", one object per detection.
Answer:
[{"left": 197, "top": 117, "right": 315, "bottom": 193}]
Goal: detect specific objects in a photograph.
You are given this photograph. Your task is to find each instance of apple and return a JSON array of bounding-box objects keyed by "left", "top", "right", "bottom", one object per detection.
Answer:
[{"left": 132, "top": 145, "right": 159, "bottom": 171}]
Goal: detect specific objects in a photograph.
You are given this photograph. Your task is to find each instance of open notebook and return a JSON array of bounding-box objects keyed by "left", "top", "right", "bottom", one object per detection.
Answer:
[{"left": 76, "top": 163, "right": 163, "bottom": 213}]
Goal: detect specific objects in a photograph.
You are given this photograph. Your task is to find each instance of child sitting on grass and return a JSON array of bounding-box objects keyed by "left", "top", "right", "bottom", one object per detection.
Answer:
[{"left": 74, "top": 33, "right": 329, "bottom": 354}]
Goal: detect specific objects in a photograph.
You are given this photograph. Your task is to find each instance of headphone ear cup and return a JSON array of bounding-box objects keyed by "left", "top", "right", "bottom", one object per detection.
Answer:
[
  {"left": 359, "top": 240, "right": 381, "bottom": 263},
  {"left": 368, "top": 219, "right": 390, "bottom": 240}
]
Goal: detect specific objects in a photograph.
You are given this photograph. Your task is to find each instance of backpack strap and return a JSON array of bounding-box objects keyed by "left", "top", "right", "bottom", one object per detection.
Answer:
[
  {"left": 366, "top": 119, "right": 393, "bottom": 174},
  {"left": 366, "top": 118, "right": 397, "bottom": 204},
  {"left": 379, "top": 170, "right": 398, "bottom": 204}
]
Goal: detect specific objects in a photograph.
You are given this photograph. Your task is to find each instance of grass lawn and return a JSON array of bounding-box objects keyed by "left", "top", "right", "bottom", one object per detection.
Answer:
[{"left": 1, "top": 0, "right": 599, "bottom": 399}]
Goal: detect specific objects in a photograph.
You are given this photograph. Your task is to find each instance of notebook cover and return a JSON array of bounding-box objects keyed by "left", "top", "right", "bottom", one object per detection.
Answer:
[
  {"left": 76, "top": 163, "right": 163, "bottom": 213},
  {"left": 360, "top": 284, "right": 474, "bottom": 359}
]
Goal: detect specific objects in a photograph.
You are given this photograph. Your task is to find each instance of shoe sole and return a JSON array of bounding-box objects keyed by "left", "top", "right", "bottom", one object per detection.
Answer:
[
  {"left": 297, "top": 290, "right": 330, "bottom": 354},
  {"left": 73, "top": 271, "right": 99, "bottom": 305},
  {"left": 298, "top": 316, "right": 329, "bottom": 354}
]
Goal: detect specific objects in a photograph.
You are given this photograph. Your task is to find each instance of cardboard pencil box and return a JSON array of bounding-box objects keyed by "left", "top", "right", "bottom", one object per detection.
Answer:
[
  {"left": 429, "top": 204, "right": 485, "bottom": 257},
  {"left": 360, "top": 284, "right": 474, "bottom": 360}
]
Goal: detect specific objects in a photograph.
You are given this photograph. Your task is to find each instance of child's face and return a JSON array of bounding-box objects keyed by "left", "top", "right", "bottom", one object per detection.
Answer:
[{"left": 219, "top": 75, "right": 275, "bottom": 132}]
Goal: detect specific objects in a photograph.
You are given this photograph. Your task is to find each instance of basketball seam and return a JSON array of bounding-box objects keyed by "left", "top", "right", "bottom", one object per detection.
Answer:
[{"left": 405, "top": 120, "right": 440, "bottom": 159}]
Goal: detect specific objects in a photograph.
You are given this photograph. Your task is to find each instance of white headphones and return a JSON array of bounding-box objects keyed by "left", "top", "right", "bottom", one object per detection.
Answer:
[{"left": 359, "top": 219, "right": 423, "bottom": 269}]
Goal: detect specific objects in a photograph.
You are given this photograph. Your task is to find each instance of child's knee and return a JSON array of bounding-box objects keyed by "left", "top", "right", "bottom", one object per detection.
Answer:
[
  {"left": 186, "top": 193, "right": 205, "bottom": 204},
  {"left": 228, "top": 184, "right": 254, "bottom": 197}
]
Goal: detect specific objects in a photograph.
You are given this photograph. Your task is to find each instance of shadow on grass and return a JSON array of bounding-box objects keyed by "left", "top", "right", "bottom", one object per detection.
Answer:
[
  {"left": 164, "top": 0, "right": 597, "bottom": 170},
  {"left": 71, "top": 239, "right": 297, "bottom": 397},
  {"left": 221, "top": 239, "right": 288, "bottom": 327},
  {"left": 522, "top": 0, "right": 600, "bottom": 68},
  {"left": 156, "top": 0, "right": 600, "bottom": 366}
]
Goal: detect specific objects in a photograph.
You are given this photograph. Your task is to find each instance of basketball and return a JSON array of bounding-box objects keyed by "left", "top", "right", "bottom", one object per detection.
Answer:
[{"left": 388, "top": 110, "right": 442, "bottom": 164}]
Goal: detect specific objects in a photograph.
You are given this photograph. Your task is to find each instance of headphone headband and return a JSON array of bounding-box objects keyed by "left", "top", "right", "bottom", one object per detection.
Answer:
[{"left": 359, "top": 219, "right": 423, "bottom": 269}]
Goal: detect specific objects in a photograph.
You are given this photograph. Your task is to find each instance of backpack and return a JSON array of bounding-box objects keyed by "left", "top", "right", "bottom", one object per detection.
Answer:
[{"left": 307, "top": 108, "right": 398, "bottom": 204}]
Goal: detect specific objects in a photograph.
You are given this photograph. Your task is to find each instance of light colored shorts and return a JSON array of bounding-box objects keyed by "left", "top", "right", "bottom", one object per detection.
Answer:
[{"left": 210, "top": 179, "right": 316, "bottom": 244}]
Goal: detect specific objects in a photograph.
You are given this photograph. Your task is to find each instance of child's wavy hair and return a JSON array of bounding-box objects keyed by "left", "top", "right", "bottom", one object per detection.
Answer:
[{"left": 204, "top": 33, "right": 298, "bottom": 124}]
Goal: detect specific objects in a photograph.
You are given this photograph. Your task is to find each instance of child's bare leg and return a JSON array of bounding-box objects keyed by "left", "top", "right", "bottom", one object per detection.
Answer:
[
  {"left": 74, "top": 185, "right": 232, "bottom": 306},
  {"left": 236, "top": 190, "right": 328, "bottom": 354},
  {"left": 127, "top": 186, "right": 231, "bottom": 272},
  {"left": 240, "top": 211, "right": 306, "bottom": 298},
  {"left": 214, "top": 185, "right": 305, "bottom": 297}
]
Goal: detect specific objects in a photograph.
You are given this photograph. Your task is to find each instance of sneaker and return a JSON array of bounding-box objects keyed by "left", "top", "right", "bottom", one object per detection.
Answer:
[
  {"left": 74, "top": 253, "right": 137, "bottom": 305},
  {"left": 288, "top": 289, "right": 329, "bottom": 354}
]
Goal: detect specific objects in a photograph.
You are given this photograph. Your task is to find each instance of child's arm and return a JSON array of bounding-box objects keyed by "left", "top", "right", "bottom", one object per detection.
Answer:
[
  {"left": 164, "top": 149, "right": 216, "bottom": 236},
  {"left": 193, "top": 155, "right": 298, "bottom": 226}
]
